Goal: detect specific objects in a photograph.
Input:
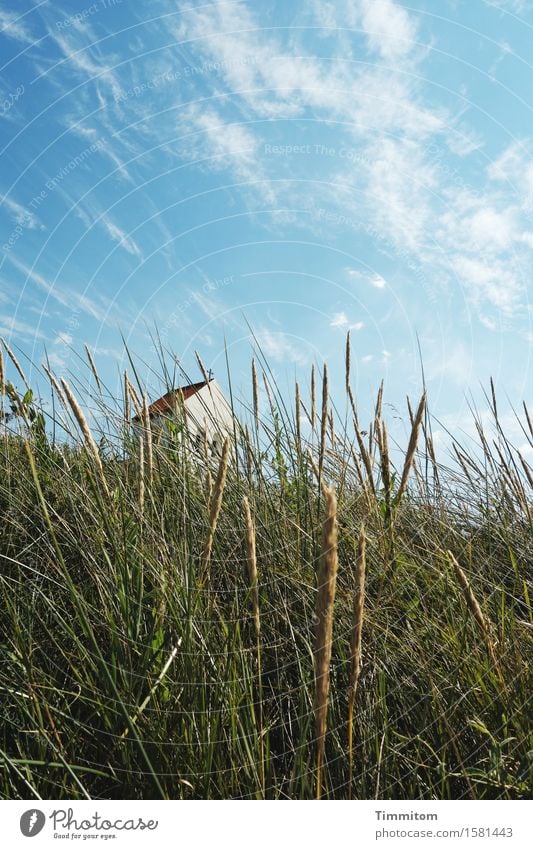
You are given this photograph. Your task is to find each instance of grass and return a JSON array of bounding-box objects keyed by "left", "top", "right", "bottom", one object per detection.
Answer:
[{"left": 0, "top": 336, "right": 531, "bottom": 800}]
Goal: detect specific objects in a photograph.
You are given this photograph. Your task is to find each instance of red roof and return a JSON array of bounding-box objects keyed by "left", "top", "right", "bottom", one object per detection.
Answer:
[{"left": 132, "top": 380, "right": 209, "bottom": 422}]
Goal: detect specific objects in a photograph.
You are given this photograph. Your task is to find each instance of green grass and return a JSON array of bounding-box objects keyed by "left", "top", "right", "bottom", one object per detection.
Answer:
[{"left": 0, "top": 341, "right": 531, "bottom": 800}]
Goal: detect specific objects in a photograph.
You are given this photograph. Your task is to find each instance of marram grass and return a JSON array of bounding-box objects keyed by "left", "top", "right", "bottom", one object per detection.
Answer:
[{"left": 0, "top": 338, "right": 531, "bottom": 800}]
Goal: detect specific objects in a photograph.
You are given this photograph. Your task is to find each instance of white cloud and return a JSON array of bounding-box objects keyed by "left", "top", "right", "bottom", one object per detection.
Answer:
[
  {"left": 310, "top": 0, "right": 417, "bottom": 60},
  {"left": 197, "top": 2, "right": 524, "bottom": 320},
  {"left": 53, "top": 332, "right": 73, "bottom": 346},
  {"left": 174, "top": 0, "right": 439, "bottom": 145},
  {"left": 330, "top": 311, "right": 364, "bottom": 330},
  {"left": 467, "top": 207, "right": 516, "bottom": 251},
  {"left": 364, "top": 138, "right": 435, "bottom": 251},
  {"left": 0, "top": 314, "right": 47, "bottom": 341},
  {"left": 487, "top": 0, "right": 528, "bottom": 11},
  {"left": 0, "top": 7, "right": 34, "bottom": 44},
  {"left": 1, "top": 194, "right": 43, "bottom": 230},
  {"left": 445, "top": 125, "right": 484, "bottom": 158},
  {"left": 345, "top": 269, "right": 386, "bottom": 289},
  {"left": 4, "top": 254, "right": 119, "bottom": 324},
  {"left": 359, "top": 0, "right": 418, "bottom": 60},
  {"left": 179, "top": 104, "right": 276, "bottom": 203},
  {"left": 47, "top": 30, "right": 124, "bottom": 101},
  {"left": 331, "top": 311, "right": 349, "bottom": 328},
  {"left": 439, "top": 199, "right": 519, "bottom": 254},
  {"left": 451, "top": 255, "right": 521, "bottom": 312},
  {"left": 256, "top": 328, "right": 309, "bottom": 365},
  {"left": 487, "top": 141, "right": 533, "bottom": 203},
  {"left": 46, "top": 351, "right": 67, "bottom": 369},
  {"left": 100, "top": 215, "right": 143, "bottom": 258},
  {"left": 6, "top": 0, "right": 529, "bottom": 339},
  {"left": 190, "top": 290, "right": 242, "bottom": 333}
]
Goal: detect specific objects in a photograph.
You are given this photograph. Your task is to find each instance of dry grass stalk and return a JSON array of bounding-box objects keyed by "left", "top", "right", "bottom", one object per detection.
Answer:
[
  {"left": 345, "top": 331, "right": 351, "bottom": 394},
  {"left": 490, "top": 377, "right": 498, "bottom": 419},
  {"left": 368, "top": 422, "right": 374, "bottom": 457},
  {"left": 243, "top": 495, "right": 265, "bottom": 794},
  {"left": 202, "top": 419, "right": 210, "bottom": 465},
  {"left": 123, "top": 371, "right": 131, "bottom": 425},
  {"left": 453, "top": 444, "right": 482, "bottom": 484},
  {"left": 446, "top": 551, "right": 502, "bottom": 680},
  {"left": 307, "top": 449, "right": 328, "bottom": 497},
  {"left": 378, "top": 420, "right": 391, "bottom": 501},
  {"left": 243, "top": 424, "right": 253, "bottom": 477},
  {"left": 346, "top": 384, "right": 375, "bottom": 496},
  {"left": 348, "top": 526, "right": 366, "bottom": 798},
  {"left": 252, "top": 358, "right": 259, "bottom": 429},
  {"left": 84, "top": 346, "right": 102, "bottom": 392},
  {"left": 353, "top": 417, "right": 375, "bottom": 496},
  {"left": 319, "top": 364, "right": 328, "bottom": 476},
  {"left": 205, "top": 466, "right": 213, "bottom": 503},
  {"left": 299, "top": 397, "right": 313, "bottom": 427},
  {"left": 1, "top": 337, "right": 29, "bottom": 389},
  {"left": 295, "top": 381, "right": 301, "bottom": 449},
  {"left": 518, "top": 452, "right": 533, "bottom": 488},
  {"left": 201, "top": 437, "right": 230, "bottom": 581},
  {"left": 60, "top": 378, "right": 109, "bottom": 497},
  {"left": 173, "top": 387, "right": 185, "bottom": 423},
  {"left": 142, "top": 394, "right": 153, "bottom": 489},
  {"left": 243, "top": 497, "right": 260, "bottom": 639},
  {"left": 523, "top": 402, "right": 532, "bottom": 441},
  {"left": 126, "top": 377, "right": 142, "bottom": 419},
  {"left": 347, "top": 383, "right": 357, "bottom": 423},
  {"left": 195, "top": 350, "right": 210, "bottom": 384},
  {"left": 475, "top": 419, "right": 491, "bottom": 458},
  {"left": 0, "top": 344, "right": 4, "bottom": 400},
  {"left": 314, "top": 486, "right": 338, "bottom": 800},
  {"left": 348, "top": 445, "right": 367, "bottom": 491},
  {"left": 202, "top": 426, "right": 214, "bottom": 499},
  {"left": 406, "top": 395, "right": 414, "bottom": 426},
  {"left": 423, "top": 420, "right": 437, "bottom": 467},
  {"left": 374, "top": 379, "right": 384, "bottom": 424},
  {"left": 138, "top": 433, "right": 145, "bottom": 517},
  {"left": 42, "top": 366, "right": 66, "bottom": 407},
  {"left": 262, "top": 372, "right": 275, "bottom": 418},
  {"left": 395, "top": 391, "right": 426, "bottom": 504}
]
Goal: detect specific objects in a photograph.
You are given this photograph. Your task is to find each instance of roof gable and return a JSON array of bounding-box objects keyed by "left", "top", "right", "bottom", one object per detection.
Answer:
[{"left": 132, "top": 380, "right": 209, "bottom": 422}]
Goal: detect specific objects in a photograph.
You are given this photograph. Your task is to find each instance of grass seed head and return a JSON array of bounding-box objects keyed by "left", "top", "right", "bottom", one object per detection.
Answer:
[{"left": 314, "top": 485, "right": 338, "bottom": 798}]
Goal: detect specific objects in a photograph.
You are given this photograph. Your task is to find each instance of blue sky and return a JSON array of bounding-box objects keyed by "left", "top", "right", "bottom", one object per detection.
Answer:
[{"left": 0, "top": 0, "right": 532, "bottom": 453}]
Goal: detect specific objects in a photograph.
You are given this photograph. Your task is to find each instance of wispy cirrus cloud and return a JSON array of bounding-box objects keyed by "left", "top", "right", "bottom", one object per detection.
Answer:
[
  {"left": 43, "top": 26, "right": 124, "bottom": 102},
  {"left": 0, "top": 193, "right": 44, "bottom": 230},
  {"left": 0, "top": 6, "right": 35, "bottom": 44},
  {"left": 0, "top": 313, "right": 47, "bottom": 341},
  {"left": 179, "top": 103, "right": 277, "bottom": 203},
  {"left": 166, "top": 0, "right": 532, "bottom": 321},
  {"left": 486, "top": 0, "right": 528, "bottom": 12},
  {"left": 100, "top": 215, "right": 143, "bottom": 258},
  {"left": 256, "top": 327, "right": 310, "bottom": 365},
  {"left": 3, "top": 254, "right": 121, "bottom": 325}
]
